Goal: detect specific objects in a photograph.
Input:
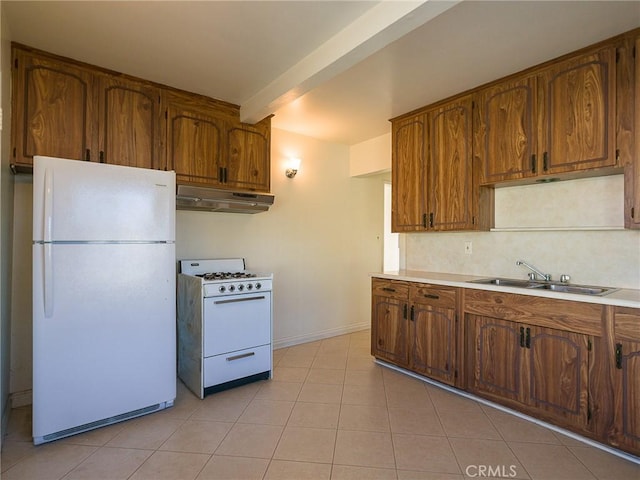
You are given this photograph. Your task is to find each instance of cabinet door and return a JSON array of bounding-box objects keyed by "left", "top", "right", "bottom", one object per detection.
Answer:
[
  {"left": 12, "top": 48, "right": 95, "bottom": 166},
  {"left": 427, "top": 96, "right": 474, "bottom": 230},
  {"left": 612, "top": 340, "right": 640, "bottom": 452},
  {"left": 166, "top": 103, "right": 224, "bottom": 186},
  {"left": 474, "top": 75, "right": 538, "bottom": 184},
  {"left": 468, "top": 315, "right": 524, "bottom": 404},
  {"left": 392, "top": 114, "right": 427, "bottom": 232},
  {"left": 226, "top": 118, "right": 270, "bottom": 192},
  {"left": 538, "top": 46, "right": 616, "bottom": 174},
  {"left": 97, "top": 75, "right": 162, "bottom": 169},
  {"left": 527, "top": 326, "right": 590, "bottom": 428},
  {"left": 411, "top": 302, "right": 456, "bottom": 385},
  {"left": 371, "top": 294, "right": 409, "bottom": 367},
  {"left": 626, "top": 35, "right": 640, "bottom": 228}
]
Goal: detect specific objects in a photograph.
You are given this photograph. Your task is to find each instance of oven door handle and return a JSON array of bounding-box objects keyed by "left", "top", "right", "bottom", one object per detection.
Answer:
[
  {"left": 226, "top": 352, "right": 256, "bottom": 362},
  {"left": 213, "top": 295, "right": 266, "bottom": 305}
]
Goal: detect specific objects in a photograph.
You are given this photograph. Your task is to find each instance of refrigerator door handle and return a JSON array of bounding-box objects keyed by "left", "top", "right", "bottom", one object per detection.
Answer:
[
  {"left": 44, "top": 243, "right": 54, "bottom": 318},
  {"left": 43, "top": 167, "right": 53, "bottom": 243}
]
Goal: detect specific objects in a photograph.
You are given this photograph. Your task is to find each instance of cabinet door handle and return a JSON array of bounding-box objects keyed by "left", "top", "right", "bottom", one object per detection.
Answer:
[
  {"left": 519, "top": 327, "right": 525, "bottom": 348},
  {"left": 423, "top": 294, "right": 439, "bottom": 300},
  {"left": 403, "top": 304, "right": 408, "bottom": 319},
  {"left": 422, "top": 213, "right": 427, "bottom": 228},
  {"left": 99, "top": 151, "right": 105, "bottom": 163},
  {"left": 525, "top": 327, "right": 531, "bottom": 349},
  {"left": 85, "top": 149, "right": 91, "bottom": 161},
  {"left": 429, "top": 213, "right": 434, "bottom": 228},
  {"left": 543, "top": 152, "right": 549, "bottom": 171},
  {"left": 615, "top": 343, "right": 623, "bottom": 369},
  {"left": 531, "top": 154, "right": 537, "bottom": 173},
  {"left": 410, "top": 305, "right": 415, "bottom": 321},
  {"left": 226, "top": 352, "right": 255, "bottom": 362},
  {"left": 223, "top": 167, "right": 228, "bottom": 183},
  {"left": 382, "top": 287, "right": 396, "bottom": 292},
  {"left": 219, "top": 167, "right": 224, "bottom": 182}
]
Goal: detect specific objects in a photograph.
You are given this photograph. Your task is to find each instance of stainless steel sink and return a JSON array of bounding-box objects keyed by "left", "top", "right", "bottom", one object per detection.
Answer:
[{"left": 467, "top": 278, "right": 618, "bottom": 296}]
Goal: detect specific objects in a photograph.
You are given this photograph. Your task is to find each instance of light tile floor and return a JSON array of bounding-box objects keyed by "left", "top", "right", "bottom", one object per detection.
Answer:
[{"left": 2, "top": 330, "right": 640, "bottom": 479}]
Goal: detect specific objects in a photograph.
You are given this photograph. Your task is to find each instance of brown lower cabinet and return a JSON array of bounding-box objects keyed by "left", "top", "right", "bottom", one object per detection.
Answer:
[{"left": 371, "top": 278, "right": 640, "bottom": 456}]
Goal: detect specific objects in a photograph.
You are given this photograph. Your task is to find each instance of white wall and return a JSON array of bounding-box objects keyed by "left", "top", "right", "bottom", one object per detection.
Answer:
[
  {"left": 177, "top": 128, "right": 386, "bottom": 347},
  {"left": 349, "top": 132, "right": 391, "bottom": 177}
]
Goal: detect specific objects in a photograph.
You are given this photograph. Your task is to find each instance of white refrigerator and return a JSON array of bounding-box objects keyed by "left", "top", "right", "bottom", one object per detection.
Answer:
[{"left": 32, "top": 155, "right": 176, "bottom": 445}]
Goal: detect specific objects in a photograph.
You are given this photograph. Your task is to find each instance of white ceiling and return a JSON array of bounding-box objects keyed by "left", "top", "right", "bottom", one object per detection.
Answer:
[{"left": 3, "top": 1, "right": 639, "bottom": 146}]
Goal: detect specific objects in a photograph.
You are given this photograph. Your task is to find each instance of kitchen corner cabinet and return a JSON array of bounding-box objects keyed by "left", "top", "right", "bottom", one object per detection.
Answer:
[
  {"left": 391, "top": 95, "right": 488, "bottom": 233},
  {"left": 226, "top": 117, "right": 271, "bottom": 192},
  {"left": 371, "top": 278, "right": 459, "bottom": 387},
  {"left": 623, "top": 34, "right": 640, "bottom": 229},
  {"left": 609, "top": 307, "right": 640, "bottom": 453},
  {"left": 465, "top": 290, "right": 599, "bottom": 431},
  {"left": 11, "top": 45, "right": 161, "bottom": 170},
  {"left": 475, "top": 45, "right": 617, "bottom": 185}
]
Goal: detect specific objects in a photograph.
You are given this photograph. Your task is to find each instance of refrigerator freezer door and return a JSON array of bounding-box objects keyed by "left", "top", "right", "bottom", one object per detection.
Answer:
[
  {"left": 33, "top": 156, "right": 175, "bottom": 242},
  {"left": 32, "top": 242, "right": 176, "bottom": 441}
]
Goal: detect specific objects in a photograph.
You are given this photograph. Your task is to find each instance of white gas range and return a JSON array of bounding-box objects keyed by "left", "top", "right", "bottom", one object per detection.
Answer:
[{"left": 177, "top": 258, "right": 273, "bottom": 398}]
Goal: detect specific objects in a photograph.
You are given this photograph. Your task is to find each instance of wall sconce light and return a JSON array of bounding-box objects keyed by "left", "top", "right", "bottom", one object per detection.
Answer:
[{"left": 286, "top": 157, "right": 301, "bottom": 179}]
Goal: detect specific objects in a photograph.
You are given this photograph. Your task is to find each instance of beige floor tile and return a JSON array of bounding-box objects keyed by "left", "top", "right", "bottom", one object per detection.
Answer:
[
  {"left": 63, "top": 446, "right": 153, "bottom": 480},
  {"left": 342, "top": 384, "right": 387, "bottom": 406},
  {"left": 191, "top": 392, "right": 251, "bottom": 422},
  {"left": 437, "top": 408, "right": 501, "bottom": 440},
  {"left": 59, "top": 421, "right": 127, "bottom": 447},
  {"left": 215, "top": 423, "right": 283, "bottom": 459},
  {"left": 448, "top": 438, "right": 529, "bottom": 479},
  {"left": 426, "top": 386, "right": 482, "bottom": 413},
  {"left": 312, "top": 354, "right": 348, "bottom": 370},
  {"left": 383, "top": 370, "right": 429, "bottom": 393},
  {"left": 159, "top": 420, "right": 232, "bottom": 454},
  {"left": 0, "top": 441, "right": 37, "bottom": 473},
  {"left": 338, "top": 404, "right": 390, "bottom": 432},
  {"left": 319, "top": 337, "right": 351, "bottom": 355},
  {"left": 346, "top": 355, "right": 377, "bottom": 371},
  {"left": 388, "top": 407, "right": 445, "bottom": 436},
  {"left": 288, "top": 402, "right": 340, "bottom": 429},
  {"left": 4, "top": 407, "right": 32, "bottom": 443},
  {"left": 331, "top": 464, "right": 397, "bottom": 479},
  {"left": 273, "top": 426, "right": 337, "bottom": 463},
  {"left": 397, "top": 470, "right": 463, "bottom": 480},
  {"left": 567, "top": 446, "right": 640, "bottom": 480},
  {"left": 298, "top": 383, "right": 343, "bottom": 404},
  {"left": 286, "top": 341, "right": 322, "bottom": 357},
  {"left": 509, "top": 442, "right": 598, "bottom": 479},
  {"left": 306, "top": 368, "right": 346, "bottom": 385},
  {"left": 272, "top": 366, "right": 309, "bottom": 383},
  {"left": 386, "top": 385, "right": 432, "bottom": 409},
  {"left": 196, "top": 455, "right": 269, "bottom": 480},
  {"left": 105, "top": 415, "right": 183, "bottom": 450},
  {"left": 128, "top": 450, "right": 210, "bottom": 480},
  {"left": 278, "top": 353, "right": 315, "bottom": 368},
  {"left": 553, "top": 431, "right": 590, "bottom": 447},
  {"left": 333, "top": 430, "right": 396, "bottom": 469},
  {"left": 237, "top": 399, "right": 295, "bottom": 426},
  {"left": 344, "top": 368, "right": 384, "bottom": 387},
  {"left": 3, "top": 443, "right": 97, "bottom": 480},
  {"left": 484, "top": 409, "right": 561, "bottom": 444},
  {"left": 392, "top": 433, "right": 460, "bottom": 474},
  {"left": 254, "top": 381, "right": 303, "bottom": 402},
  {"left": 265, "top": 459, "right": 332, "bottom": 479},
  {"left": 160, "top": 384, "right": 202, "bottom": 419}
]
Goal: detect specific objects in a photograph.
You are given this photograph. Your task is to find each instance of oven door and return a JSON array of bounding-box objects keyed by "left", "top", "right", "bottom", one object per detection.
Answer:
[{"left": 203, "top": 292, "right": 271, "bottom": 357}]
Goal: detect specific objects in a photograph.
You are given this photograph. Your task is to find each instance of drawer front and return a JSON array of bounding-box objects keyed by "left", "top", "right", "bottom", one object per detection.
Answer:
[
  {"left": 204, "top": 344, "right": 271, "bottom": 388},
  {"left": 372, "top": 278, "right": 409, "bottom": 299},
  {"left": 463, "top": 289, "right": 603, "bottom": 336},
  {"left": 410, "top": 284, "right": 457, "bottom": 309},
  {"left": 615, "top": 307, "right": 640, "bottom": 341}
]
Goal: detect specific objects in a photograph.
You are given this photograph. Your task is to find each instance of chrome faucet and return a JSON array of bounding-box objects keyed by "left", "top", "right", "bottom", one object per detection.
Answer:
[{"left": 516, "top": 260, "right": 551, "bottom": 281}]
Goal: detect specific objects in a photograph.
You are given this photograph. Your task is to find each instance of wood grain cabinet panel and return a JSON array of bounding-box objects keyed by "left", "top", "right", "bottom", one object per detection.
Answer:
[
  {"left": 12, "top": 47, "right": 94, "bottom": 166},
  {"left": 538, "top": 46, "right": 617, "bottom": 175},
  {"left": 624, "top": 34, "right": 640, "bottom": 229},
  {"left": 371, "top": 279, "right": 410, "bottom": 367},
  {"left": 226, "top": 118, "right": 271, "bottom": 192},
  {"left": 96, "top": 75, "right": 162, "bottom": 169}
]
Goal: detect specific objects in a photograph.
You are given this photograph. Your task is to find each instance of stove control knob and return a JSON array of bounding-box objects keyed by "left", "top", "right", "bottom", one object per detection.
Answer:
[
  {"left": 246, "top": 283, "right": 253, "bottom": 290},
  {"left": 255, "top": 282, "right": 262, "bottom": 290},
  {"left": 218, "top": 285, "right": 226, "bottom": 293},
  {"left": 228, "top": 285, "right": 236, "bottom": 292},
  {"left": 237, "top": 284, "right": 245, "bottom": 291}
]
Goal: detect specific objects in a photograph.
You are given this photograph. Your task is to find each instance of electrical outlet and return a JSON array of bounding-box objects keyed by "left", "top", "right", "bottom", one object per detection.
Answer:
[{"left": 464, "top": 241, "right": 473, "bottom": 255}]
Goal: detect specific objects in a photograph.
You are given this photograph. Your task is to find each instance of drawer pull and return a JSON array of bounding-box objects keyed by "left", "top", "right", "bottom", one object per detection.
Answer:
[
  {"left": 382, "top": 287, "right": 396, "bottom": 292},
  {"left": 226, "top": 352, "right": 255, "bottom": 362},
  {"left": 423, "top": 294, "right": 440, "bottom": 300},
  {"left": 214, "top": 295, "right": 265, "bottom": 305},
  {"left": 615, "top": 343, "right": 622, "bottom": 369}
]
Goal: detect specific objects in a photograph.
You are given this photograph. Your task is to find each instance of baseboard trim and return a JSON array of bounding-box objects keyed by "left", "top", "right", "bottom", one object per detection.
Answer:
[
  {"left": 273, "top": 322, "right": 370, "bottom": 350},
  {"left": 10, "top": 389, "right": 32, "bottom": 408}
]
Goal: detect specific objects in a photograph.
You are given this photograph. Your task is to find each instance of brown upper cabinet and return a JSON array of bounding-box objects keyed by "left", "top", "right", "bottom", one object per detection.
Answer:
[
  {"left": 624, "top": 33, "right": 640, "bottom": 229},
  {"left": 12, "top": 46, "right": 162, "bottom": 170},
  {"left": 475, "top": 44, "right": 618, "bottom": 184},
  {"left": 392, "top": 95, "right": 490, "bottom": 233},
  {"left": 11, "top": 44, "right": 271, "bottom": 193}
]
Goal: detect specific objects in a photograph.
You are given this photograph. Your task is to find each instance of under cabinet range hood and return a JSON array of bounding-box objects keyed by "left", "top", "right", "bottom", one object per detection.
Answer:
[{"left": 176, "top": 185, "right": 274, "bottom": 213}]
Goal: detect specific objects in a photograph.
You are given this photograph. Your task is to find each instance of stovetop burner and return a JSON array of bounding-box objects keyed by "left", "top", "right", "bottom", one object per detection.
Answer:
[{"left": 197, "top": 272, "right": 258, "bottom": 281}]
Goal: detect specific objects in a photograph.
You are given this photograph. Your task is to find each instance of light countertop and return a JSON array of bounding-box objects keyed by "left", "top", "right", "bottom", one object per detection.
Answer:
[{"left": 371, "top": 270, "right": 640, "bottom": 309}]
